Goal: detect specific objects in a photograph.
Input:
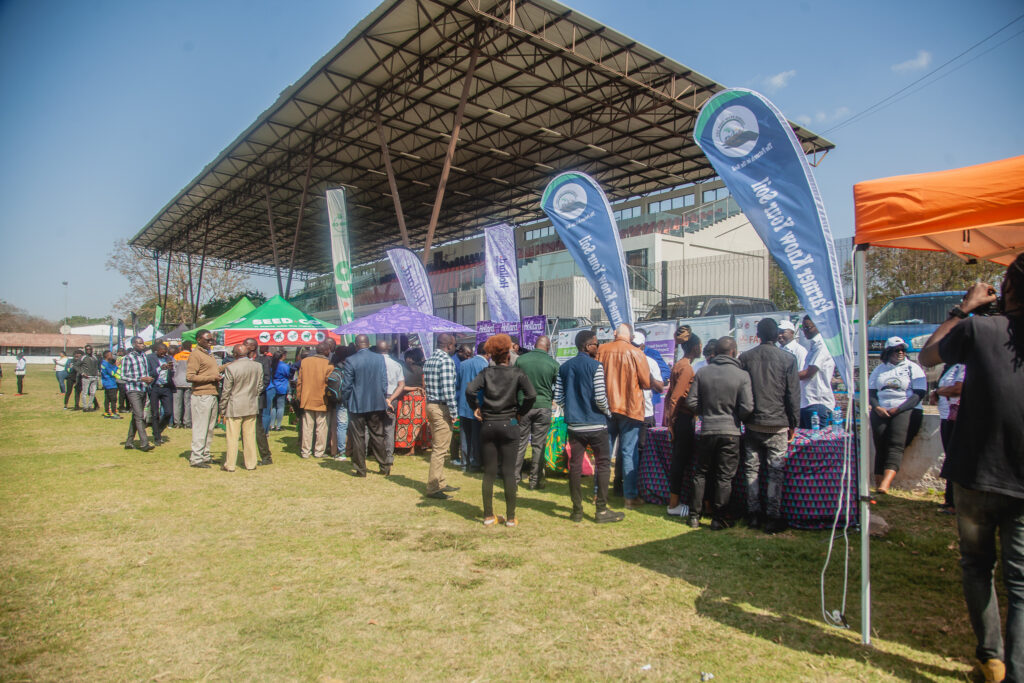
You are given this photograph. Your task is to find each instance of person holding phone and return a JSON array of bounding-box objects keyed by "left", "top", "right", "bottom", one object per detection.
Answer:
[{"left": 465, "top": 334, "right": 537, "bottom": 528}]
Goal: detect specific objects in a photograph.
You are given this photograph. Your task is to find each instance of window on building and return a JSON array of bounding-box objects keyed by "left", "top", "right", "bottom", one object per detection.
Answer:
[{"left": 625, "top": 248, "right": 651, "bottom": 290}]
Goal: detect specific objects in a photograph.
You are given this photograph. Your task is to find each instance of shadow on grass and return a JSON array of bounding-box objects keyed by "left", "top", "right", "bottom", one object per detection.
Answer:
[{"left": 602, "top": 528, "right": 966, "bottom": 681}]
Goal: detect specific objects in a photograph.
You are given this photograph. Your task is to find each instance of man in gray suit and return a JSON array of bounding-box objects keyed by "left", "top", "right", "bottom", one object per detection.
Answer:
[
  {"left": 220, "top": 344, "right": 264, "bottom": 472},
  {"left": 341, "top": 334, "right": 389, "bottom": 477}
]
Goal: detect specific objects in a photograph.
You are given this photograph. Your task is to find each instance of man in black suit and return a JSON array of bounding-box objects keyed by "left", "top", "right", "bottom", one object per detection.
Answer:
[{"left": 341, "top": 334, "right": 389, "bottom": 476}]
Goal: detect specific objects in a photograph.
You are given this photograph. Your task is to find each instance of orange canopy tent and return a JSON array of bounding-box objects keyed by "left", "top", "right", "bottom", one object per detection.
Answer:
[
  {"left": 853, "top": 154, "right": 1024, "bottom": 265},
  {"left": 848, "top": 155, "right": 1023, "bottom": 646}
]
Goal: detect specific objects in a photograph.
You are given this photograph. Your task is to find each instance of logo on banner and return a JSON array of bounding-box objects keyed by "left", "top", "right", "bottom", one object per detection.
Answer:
[
  {"left": 315, "top": 332, "right": 326, "bottom": 342},
  {"left": 258, "top": 331, "right": 270, "bottom": 343},
  {"left": 273, "top": 331, "right": 285, "bottom": 343},
  {"left": 287, "top": 331, "right": 298, "bottom": 342},
  {"left": 714, "top": 105, "right": 759, "bottom": 158},
  {"left": 552, "top": 183, "right": 587, "bottom": 219},
  {"left": 301, "top": 331, "right": 312, "bottom": 342}
]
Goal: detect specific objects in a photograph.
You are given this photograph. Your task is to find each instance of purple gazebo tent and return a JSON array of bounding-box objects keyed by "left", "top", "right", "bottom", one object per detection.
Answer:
[{"left": 334, "top": 304, "right": 473, "bottom": 336}]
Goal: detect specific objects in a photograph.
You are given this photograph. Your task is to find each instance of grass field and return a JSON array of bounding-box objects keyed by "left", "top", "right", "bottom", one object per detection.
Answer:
[{"left": 0, "top": 366, "right": 983, "bottom": 681}]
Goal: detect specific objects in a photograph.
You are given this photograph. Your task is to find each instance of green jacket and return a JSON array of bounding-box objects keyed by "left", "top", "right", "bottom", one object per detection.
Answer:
[{"left": 514, "top": 349, "right": 559, "bottom": 407}]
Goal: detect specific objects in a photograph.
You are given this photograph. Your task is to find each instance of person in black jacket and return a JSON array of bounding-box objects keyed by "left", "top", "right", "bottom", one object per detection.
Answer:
[
  {"left": 466, "top": 334, "right": 536, "bottom": 528},
  {"left": 145, "top": 341, "right": 174, "bottom": 445},
  {"left": 738, "top": 318, "right": 800, "bottom": 534},
  {"left": 685, "top": 336, "right": 754, "bottom": 530}
]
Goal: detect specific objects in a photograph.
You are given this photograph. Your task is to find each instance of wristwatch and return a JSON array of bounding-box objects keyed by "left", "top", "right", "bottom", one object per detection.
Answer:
[{"left": 948, "top": 306, "right": 968, "bottom": 319}]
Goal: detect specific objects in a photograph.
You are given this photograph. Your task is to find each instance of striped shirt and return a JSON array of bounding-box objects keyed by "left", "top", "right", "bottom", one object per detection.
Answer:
[
  {"left": 423, "top": 348, "right": 458, "bottom": 415},
  {"left": 120, "top": 350, "right": 149, "bottom": 393},
  {"left": 553, "top": 363, "right": 611, "bottom": 432}
]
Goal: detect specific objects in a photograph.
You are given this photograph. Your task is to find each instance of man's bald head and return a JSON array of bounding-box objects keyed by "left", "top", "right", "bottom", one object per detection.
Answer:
[
  {"left": 534, "top": 335, "right": 551, "bottom": 352},
  {"left": 232, "top": 344, "right": 248, "bottom": 359},
  {"left": 375, "top": 339, "right": 390, "bottom": 354},
  {"left": 716, "top": 336, "right": 738, "bottom": 358},
  {"left": 437, "top": 333, "right": 455, "bottom": 352},
  {"left": 355, "top": 334, "right": 370, "bottom": 349},
  {"left": 614, "top": 323, "right": 632, "bottom": 341}
]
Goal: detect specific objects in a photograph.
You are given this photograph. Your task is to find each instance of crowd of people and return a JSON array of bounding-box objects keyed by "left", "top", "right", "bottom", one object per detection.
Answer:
[{"left": 49, "top": 311, "right": 853, "bottom": 534}]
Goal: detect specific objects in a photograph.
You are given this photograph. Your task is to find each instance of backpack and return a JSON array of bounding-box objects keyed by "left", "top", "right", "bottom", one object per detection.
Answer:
[{"left": 325, "top": 365, "right": 344, "bottom": 404}]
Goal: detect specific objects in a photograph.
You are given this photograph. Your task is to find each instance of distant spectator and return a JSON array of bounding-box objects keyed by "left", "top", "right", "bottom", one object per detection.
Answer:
[
  {"left": 100, "top": 350, "right": 122, "bottom": 419},
  {"left": 869, "top": 336, "right": 927, "bottom": 494},
  {"left": 77, "top": 345, "right": 100, "bottom": 411},
  {"left": 14, "top": 353, "right": 27, "bottom": 395},
  {"left": 64, "top": 349, "right": 83, "bottom": 409},
  {"left": 54, "top": 352, "right": 69, "bottom": 394},
  {"left": 172, "top": 341, "right": 192, "bottom": 429}
]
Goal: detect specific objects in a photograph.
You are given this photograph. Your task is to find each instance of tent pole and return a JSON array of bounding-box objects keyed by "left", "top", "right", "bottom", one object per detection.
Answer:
[{"left": 854, "top": 244, "right": 871, "bottom": 646}]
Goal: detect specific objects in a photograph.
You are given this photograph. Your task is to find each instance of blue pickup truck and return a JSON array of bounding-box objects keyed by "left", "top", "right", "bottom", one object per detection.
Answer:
[{"left": 867, "top": 291, "right": 965, "bottom": 357}]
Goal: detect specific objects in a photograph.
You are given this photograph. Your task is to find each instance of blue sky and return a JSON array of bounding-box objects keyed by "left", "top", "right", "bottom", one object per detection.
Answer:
[{"left": 1, "top": 0, "right": 1021, "bottom": 320}]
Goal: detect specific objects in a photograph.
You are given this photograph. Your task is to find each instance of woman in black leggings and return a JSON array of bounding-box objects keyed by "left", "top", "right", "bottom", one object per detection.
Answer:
[{"left": 466, "top": 334, "right": 537, "bottom": 527}]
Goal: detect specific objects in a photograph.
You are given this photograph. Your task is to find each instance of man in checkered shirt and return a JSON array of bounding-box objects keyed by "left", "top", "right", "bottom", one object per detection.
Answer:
[{"left": 422, "top": 333, "right": 460, "bottom": 499}]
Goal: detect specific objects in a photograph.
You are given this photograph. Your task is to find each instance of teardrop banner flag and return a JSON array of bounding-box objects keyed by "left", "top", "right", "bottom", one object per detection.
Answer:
[
  {"left": 326, "top": 188, "right": 355, "bottom": 328},
  {"left": 540, "top": 171, "right": 634, "bottom": 328},
  {"left": 694, "top": 88, "right": 852, "bottom": 387},
  {"left": 484, "top": 223, "right": 521, "bottom": 323},
  {"left": 387, "top": 247, "right": 435, "bottom": 356}
]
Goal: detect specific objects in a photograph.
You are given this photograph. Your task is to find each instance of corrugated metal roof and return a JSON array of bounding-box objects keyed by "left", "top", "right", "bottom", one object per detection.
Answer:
[{"left": 131, "top": 0, "right": 833, "bottom": 280}]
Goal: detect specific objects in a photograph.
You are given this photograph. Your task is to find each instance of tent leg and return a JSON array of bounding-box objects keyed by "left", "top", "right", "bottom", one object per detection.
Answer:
[{"left": 855, "top": 244, "right": 871, "bottom": 646}]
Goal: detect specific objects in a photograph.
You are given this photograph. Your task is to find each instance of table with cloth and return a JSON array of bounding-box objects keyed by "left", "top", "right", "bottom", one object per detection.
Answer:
[{"left": 638, "top": 427, "right": 858, "bottom": 529}]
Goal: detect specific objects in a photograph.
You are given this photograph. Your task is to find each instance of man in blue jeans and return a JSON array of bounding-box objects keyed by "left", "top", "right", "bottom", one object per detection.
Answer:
[
  {"left": 921, "top": 255, "right": 1024, "bottom": 683},
  {"left": 595, "top": 324, "right": 651, "bottom": 509}
]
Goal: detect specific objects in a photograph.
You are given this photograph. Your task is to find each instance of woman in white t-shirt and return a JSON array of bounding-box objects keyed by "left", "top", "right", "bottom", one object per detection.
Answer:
[
  {"left": 935, "top": 363, "right": 965, "bottom": 512},
  {"left": 868, "top": 337, "right": 927, "bottom": 493}
]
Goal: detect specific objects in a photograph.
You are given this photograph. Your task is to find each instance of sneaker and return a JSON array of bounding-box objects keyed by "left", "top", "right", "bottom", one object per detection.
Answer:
[
  {"left": 764, "top": 517, "right": 789, "bottom": 535},
  {"left": 333, "top": 455, "right": 348, "bottom": 461},
  {"left": 687, "top": 515, "right": 701, "bottom": 529},
  {"left": 745, "top": 512, "right": 764, "bottom": 529},
  {"left": 624, "top": 498, "right": 644, "bottom": 509},
  {"left": 505, "top": 518, "right": 519, "bottom": 528},
  {"left": 595, "top": 508, "right": 625, "bottom": 524},
  {"left": 978, "top": 658, "right": 1006, "bottom": 683},
  {"left": 666, "top": 503, "right": 689, "bottom": 517},
  {"left": 709, "top": 518, "right": 733, "bottom": 531},
  {"left": 111, "top": 414, "right": 123, "bottom": 419},
  {"left": 570, "top": 509, "right": 584, "bottom": 523},
  {"left": 190, "top": 462, "right": 211, "bottom": 469},
  {"left": 483, "top": 515, "right": 501, "bottom": 527},
  {"left": 442, "top": 485, "right": 460, "bottom": 493}
]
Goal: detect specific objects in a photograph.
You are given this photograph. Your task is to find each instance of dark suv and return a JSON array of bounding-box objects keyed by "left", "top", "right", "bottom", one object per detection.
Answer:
[{"left": 641, "top": 295, "right": 777, "bottom": 321}]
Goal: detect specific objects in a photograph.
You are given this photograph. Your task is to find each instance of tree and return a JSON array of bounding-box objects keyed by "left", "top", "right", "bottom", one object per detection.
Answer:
[
  {"left": 865, "top": 248, "right": 1003, "bottom": 313},
  {"left": 66, "top": 314, "right": 112, "bottom": 326},
  {"left": 200, "top": 290, "right": 268, "bottom": 318},
  {"left": 0, "top": 300, "right": 58, "bottom": 333},
  {"left": 106, "top": 239, "right": 250, "bottom": 326},
  {"left": 768, "top": 261, "right": 801, "bottom": 311}
]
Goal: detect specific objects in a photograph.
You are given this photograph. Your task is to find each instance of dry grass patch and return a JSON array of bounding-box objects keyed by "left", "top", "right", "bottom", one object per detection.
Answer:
[{"left": 0, "top": 367, "right": 983, "bottom": 680}]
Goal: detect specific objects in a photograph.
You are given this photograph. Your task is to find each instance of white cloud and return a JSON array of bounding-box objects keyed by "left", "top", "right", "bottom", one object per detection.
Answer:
[
  {"left": 794, "top": 107, "right": 850, "bottom": 128},
  {"left": 764, "top": 69, "right": 797, "bottom": 91},
  {"left": 891, "top": 50, "right": 932, "bottom": 73}
]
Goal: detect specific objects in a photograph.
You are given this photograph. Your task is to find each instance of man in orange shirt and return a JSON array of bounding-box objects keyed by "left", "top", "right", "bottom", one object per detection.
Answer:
[{"left": 595, "top": 323, "right": 652, "bottom": 508}]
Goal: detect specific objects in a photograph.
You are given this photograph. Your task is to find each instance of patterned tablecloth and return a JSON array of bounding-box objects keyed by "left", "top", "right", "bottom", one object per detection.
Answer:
[{"left": 639, "top": 427, "right": 858, "bottom": 529}]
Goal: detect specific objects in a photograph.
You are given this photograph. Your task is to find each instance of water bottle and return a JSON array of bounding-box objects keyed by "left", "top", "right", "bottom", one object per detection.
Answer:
[
  {"left": 832, "top": 406, "right": 843, "bottom": 430},
  {"left": 810, "top": 411, "right": 820, "bottom": 431}
]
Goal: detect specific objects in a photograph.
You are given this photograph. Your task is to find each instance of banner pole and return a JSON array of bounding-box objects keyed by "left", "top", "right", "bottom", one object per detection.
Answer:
[{"left": 854, "top": 245, "right": 871, "bottom": 646}]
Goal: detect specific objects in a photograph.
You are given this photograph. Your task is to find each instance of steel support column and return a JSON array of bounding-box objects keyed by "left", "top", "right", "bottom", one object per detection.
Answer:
[
  {"left": 264, "top": 184, "right": 284, "bottom": 296},
  {"left": 285, "top": 146, "right": 316, "bottom": 298},
  {"left": 854, "top": 244, "right": 872, "bottom": 646},
  {"left": 422, "top": 45, "right": 480, "bottom": 266},
  {"left": 376, "top": 113, "right": 411, "bottom": 250},
  {"left": 192, "top": 223, "right": 210, "bottom": 326}
]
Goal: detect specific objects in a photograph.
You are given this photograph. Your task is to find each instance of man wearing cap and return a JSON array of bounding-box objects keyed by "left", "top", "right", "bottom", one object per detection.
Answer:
[
  {"left": 634, "top": 330, "right": 666, "bottom": 486},
  {"left": 777, "top": 320, "right": 807, "bottom": 371},
  {"left": 596, "top": 323, "right": 652, "bottom": 509},
  {"left": 798, "top": 316, "right": 836, "bottom": 428},
  {"left": 739, "top": 318, "right": 800, "bottom": 533}
]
